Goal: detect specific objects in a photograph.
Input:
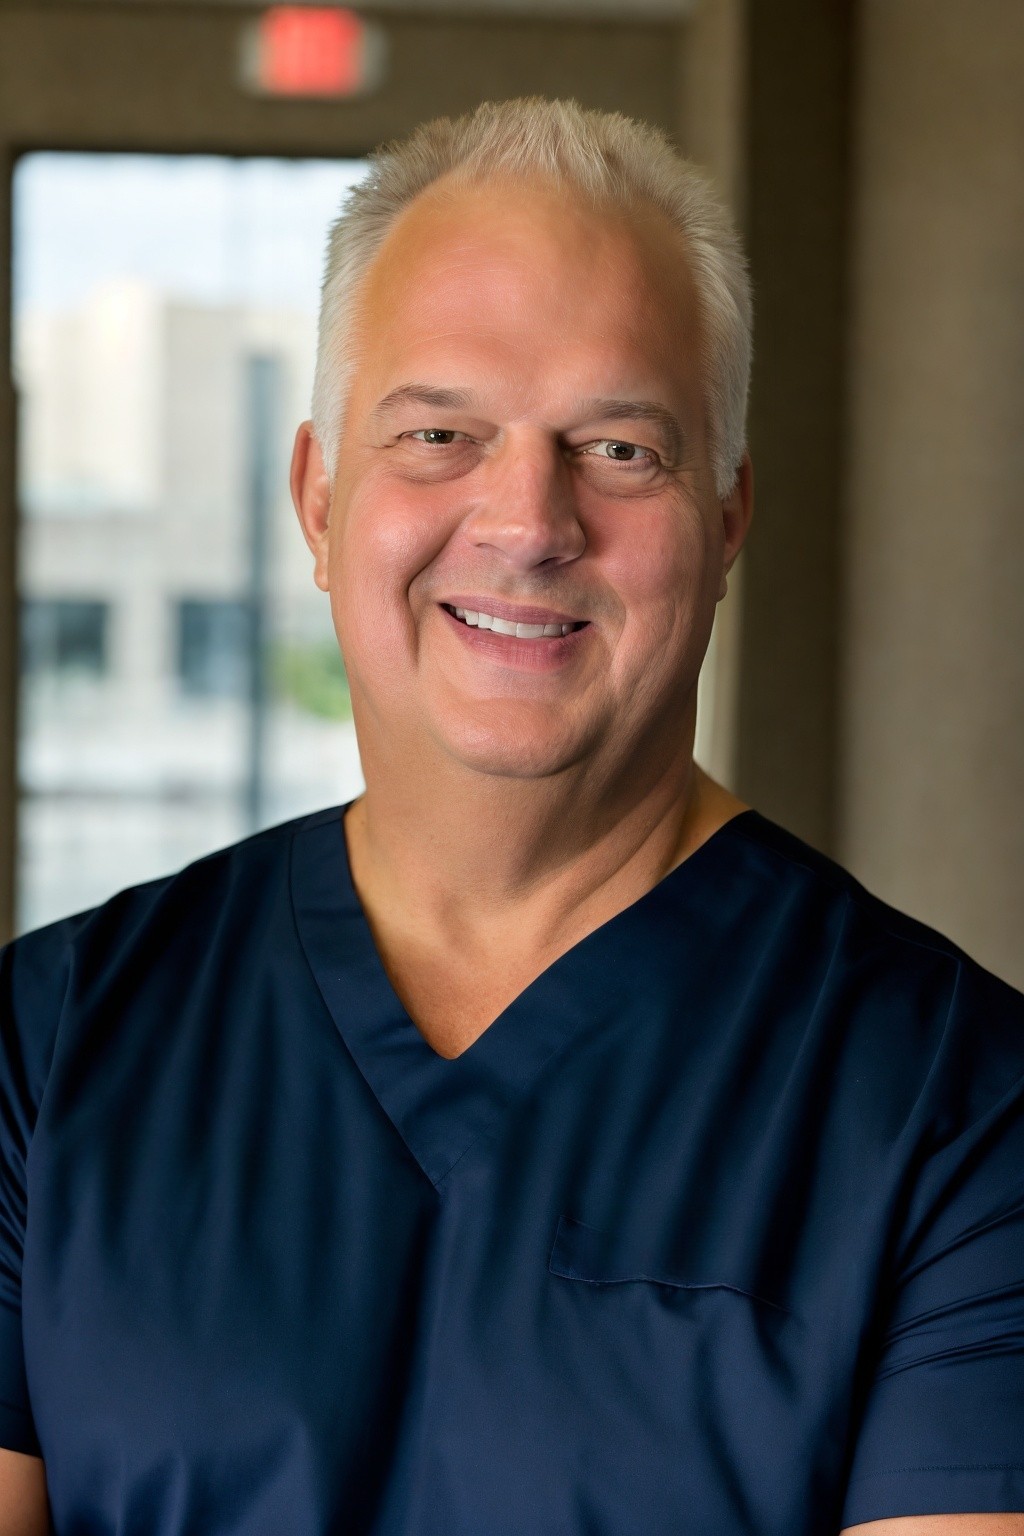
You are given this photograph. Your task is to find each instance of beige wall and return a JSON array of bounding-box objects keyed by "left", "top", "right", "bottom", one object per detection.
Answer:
[{"left": 839, "top": 0, "right": 1024, "bottom": 988}]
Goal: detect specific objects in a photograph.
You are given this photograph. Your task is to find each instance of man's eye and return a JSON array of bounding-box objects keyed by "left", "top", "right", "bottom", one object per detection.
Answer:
[
  {"left": 579, "top": 439, "right": 658, "bottom": 466},
  {"left": 408, "top": 428, "right": 468, "bottom": 445}
]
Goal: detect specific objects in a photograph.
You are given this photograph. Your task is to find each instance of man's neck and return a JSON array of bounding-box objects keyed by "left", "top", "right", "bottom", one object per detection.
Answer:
[{"left": 342, "top": 753, "right": 748, "bottom": 975}]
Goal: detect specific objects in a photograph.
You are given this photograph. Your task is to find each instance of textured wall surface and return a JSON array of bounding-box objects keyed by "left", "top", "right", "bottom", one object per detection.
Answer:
[{"left": 839, "top": 0, "right": 1024, "bottom": 987}]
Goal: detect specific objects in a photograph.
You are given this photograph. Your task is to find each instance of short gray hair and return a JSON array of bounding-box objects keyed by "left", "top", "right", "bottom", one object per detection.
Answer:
[{"left": 311, "top": 96, "right": 752, "bottom": 499}]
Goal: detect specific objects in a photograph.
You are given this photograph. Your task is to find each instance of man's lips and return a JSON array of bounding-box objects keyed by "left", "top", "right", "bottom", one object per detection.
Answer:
[
  {"left": 438, "top": 601, "right": 591, "bottom": 663},
  {"left": 439, "top": 596, "right": 588, "bottom": 628}
]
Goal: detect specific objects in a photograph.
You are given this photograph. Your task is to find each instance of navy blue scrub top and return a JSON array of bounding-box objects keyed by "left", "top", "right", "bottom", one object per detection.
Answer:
[{"left": 2, "top": 803, "right": 1024, "bottom": 1535}]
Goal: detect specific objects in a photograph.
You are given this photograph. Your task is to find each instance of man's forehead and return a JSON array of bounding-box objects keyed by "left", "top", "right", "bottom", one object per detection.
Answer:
[{"left": 362, "top": 172, "right": 696, "bottom": 310}]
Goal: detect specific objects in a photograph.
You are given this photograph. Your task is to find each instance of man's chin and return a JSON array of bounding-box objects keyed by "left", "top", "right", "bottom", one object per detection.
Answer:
[{"left": 431, "top": 716, "right": 600, "bottom": 782}]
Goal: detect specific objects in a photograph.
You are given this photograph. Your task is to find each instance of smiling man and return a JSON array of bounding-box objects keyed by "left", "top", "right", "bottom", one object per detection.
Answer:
[{"left": 1, "top": 99, "right": 1023, "bottom": 1536}]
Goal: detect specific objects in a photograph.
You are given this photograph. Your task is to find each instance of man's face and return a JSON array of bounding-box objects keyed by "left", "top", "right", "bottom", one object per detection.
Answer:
[{"left": 299, "top": 176, "right": 749, "bottom": 784}]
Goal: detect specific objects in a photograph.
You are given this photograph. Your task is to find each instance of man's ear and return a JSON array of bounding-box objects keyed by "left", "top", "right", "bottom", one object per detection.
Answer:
[
  {"left": 290, "top": 421, "right": 332, "bottom": 593},
  {"left": 718, "top": 451, "right": 754, "bottom": 600}
]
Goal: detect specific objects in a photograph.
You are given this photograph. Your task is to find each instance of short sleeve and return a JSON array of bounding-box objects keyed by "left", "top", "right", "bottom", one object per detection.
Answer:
[
  {"left": 0, "top": 917, "right": 83, "bottom": 1455},
  {"left": 841, "top": 956, "right": 1024, "bottom": 1526}
]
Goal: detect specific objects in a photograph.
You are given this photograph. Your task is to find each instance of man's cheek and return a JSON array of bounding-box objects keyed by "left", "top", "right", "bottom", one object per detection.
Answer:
[
  {"left": 338, "top": 574, "right": 412, "bottom": 667},
  {"left": 604, "top": 527, "right": 701, "bottom": 614},
  {"left": 345, "top": 481, "right": 455, "bottom": 583}
]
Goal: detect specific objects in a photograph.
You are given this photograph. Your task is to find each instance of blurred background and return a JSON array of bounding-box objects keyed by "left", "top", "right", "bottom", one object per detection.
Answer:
[{"left": 0, "top": 0, "right": 1020, "bottom": 989}]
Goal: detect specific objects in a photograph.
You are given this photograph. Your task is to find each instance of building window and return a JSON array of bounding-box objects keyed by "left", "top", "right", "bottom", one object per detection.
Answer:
[
  {"left": 13, "top": 152, "right": 370, "bottom": 934},
  {"left": 175, "top": 597, "right": 251, "bottom": 699},
  {"left": 21, "top": 598, "right": 109, "bottom": 678}
]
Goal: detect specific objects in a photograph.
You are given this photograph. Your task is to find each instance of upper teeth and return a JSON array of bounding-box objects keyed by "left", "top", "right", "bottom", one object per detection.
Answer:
[{"left": 453, "top": 607, "right": 576, "bottom": 638}]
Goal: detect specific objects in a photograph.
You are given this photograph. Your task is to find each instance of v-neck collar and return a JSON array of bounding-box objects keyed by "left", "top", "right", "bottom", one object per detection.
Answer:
[{"left": 290, "top": 801, "right": 760, "bottom": 1189}]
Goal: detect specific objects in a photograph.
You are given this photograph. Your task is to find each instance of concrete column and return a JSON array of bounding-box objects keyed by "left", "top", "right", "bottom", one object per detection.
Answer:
[
  {"left": 839, "top": 0, "right": 1024, "bottom": 989},
  {"left": 730, "top": 0, "right": 855, "bottom": 851}
]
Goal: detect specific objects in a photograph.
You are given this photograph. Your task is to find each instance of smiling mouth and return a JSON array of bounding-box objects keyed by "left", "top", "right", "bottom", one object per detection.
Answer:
[{"left": 442, "top": 603, "right": 588, "bottom": 639}]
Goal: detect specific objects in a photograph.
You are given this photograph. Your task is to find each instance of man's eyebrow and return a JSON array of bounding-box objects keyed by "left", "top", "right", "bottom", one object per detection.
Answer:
[
  {"left": 575, "top": 398, "right": 686, "bottom": 463},
  {"left": 372, "top": 384, "right": 475, "bottom": 418}
]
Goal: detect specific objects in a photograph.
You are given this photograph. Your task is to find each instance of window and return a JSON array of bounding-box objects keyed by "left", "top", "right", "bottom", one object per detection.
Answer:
[
  {"left": 175, "top": 598, "right": 250, "bottom": 699},
  {"left": 13, "top": 153, "right": 369, "bottom": 933},
  {"left": 21, "top": 598, "right": 109, "bottom": 679}
]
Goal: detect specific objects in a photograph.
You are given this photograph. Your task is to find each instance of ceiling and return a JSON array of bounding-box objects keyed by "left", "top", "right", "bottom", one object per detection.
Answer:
[{"left": 8, "top": 0, "right": 696, "bottom": 16}]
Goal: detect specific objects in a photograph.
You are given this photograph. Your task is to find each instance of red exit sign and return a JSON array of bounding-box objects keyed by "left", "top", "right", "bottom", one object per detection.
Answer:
[{"left": 240, "top": 7, "right": 387, "bottom": 99}]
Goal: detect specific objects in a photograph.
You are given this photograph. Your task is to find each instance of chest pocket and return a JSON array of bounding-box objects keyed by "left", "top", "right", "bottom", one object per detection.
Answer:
[
  {"left": 548, "top": 1213, "right": 792, "bottom": 1317},
  {"left": 544, "top": 1216, "right": 816, "bottom": 1536}
]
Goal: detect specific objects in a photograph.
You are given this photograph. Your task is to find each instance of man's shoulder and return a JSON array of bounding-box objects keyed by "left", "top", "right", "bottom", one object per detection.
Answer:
[
  {"left": 727, "top": 807, "right": 1022, "bottom": 1009},
  {"left": 0, "top": 806, "right": 347, "bottom": 1111},
  {"left": 722, "top": 809, "right": 1024, "bottom": 1134},
  {"left": 2, "top": 803, "right": 345, "bottom": 985}
]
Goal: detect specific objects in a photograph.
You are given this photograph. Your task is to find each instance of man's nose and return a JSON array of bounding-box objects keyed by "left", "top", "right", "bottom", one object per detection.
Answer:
[{"left": 462, "top": 434, "right": 586, "bottom": 569}]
